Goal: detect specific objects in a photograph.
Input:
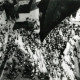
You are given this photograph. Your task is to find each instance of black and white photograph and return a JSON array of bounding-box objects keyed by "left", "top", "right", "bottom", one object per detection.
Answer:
[{"left": 0, "top": 0, "right": 80, "bottom": 80}]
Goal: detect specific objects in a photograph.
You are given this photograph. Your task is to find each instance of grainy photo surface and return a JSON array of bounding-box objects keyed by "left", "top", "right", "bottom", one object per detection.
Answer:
[{"left": 0, "top": 0, "right": 80, "bottom": 80}]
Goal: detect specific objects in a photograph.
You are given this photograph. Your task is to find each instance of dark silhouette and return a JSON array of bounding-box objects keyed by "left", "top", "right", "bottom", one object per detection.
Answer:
[
  {"left": 38, "top": 0, "right": 80, "bottom": 41},
  {"left": 17, "top": 0, "right": 33, "bottom": 13}
]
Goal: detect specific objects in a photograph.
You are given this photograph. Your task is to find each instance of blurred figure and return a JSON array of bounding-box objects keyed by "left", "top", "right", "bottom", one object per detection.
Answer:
[
  {"left": 0, "top": 0, "right": 4, "bottom": 11},
  {"left": 5, "top": 0, "right": 16, "bottom": 20},
  {"left": 1, "top": 0, "right": 18, "bottom": 20}
]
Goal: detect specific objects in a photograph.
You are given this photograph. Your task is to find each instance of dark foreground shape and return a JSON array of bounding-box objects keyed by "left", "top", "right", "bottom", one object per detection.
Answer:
[
  {"left": 17, "top": 0, "right": 33, "bottom": 13},
  {"left": 13, "top": 21, "right": 34, "bottom": 30},
  {"left": 39, "top": 0, "right": 80, "bottom": 42}
]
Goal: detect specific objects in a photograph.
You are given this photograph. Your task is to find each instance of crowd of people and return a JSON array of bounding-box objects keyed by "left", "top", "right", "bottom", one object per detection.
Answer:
[
  {"left": 0, "top": 14, "right": 80, "bottom": 80},
  {"left": 0, "top": 0, "right": 80, "bottom": 80}
]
